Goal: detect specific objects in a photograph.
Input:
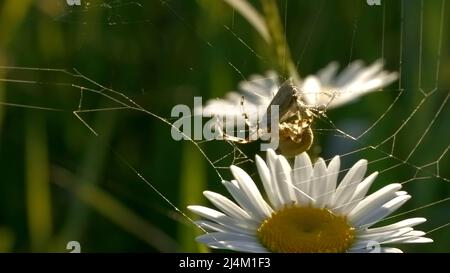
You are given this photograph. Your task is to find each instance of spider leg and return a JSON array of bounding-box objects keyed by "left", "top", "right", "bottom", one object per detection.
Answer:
[
  {"left": 211, "top": 117, "right": 252, "bottom": 143},
  {"left": 240, "top": 96, "right": 253, "bottom": 128},
  {"left": 240, "top": 96, "right": 262, "bottom": 141}
]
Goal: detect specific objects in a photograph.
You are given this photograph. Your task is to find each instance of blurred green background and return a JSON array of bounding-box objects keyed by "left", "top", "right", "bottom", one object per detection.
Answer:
[{"left": 0, "top": 0, "right": 449, "bottom": 252}]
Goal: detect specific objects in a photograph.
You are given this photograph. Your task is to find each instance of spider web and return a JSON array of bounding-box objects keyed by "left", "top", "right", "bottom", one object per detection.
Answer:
[{"left": 0, "top": 0, "right": 449, "bottom": 252}]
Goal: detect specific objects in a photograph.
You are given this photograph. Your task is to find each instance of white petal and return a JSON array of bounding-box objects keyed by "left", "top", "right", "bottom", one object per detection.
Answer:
[
  {"left": 395, "top": 191, "right": 408, "bottom": 197},
  {"left": 202, "top": 99, "right": 240, "bottom": 117},
  {"left": 356, "top": 227, "right": 412, "bottom": 242},
  {"left": 403, "top": 230, "right": 426, "bottom": 237},
  {"left": 203, "top": 191, "right": 252, "bottom": 221},
  {"left": 351, "top": 227, "right": 416, "bottom": 250},
  {"left": 196, "top": 232, "right": 258, "bottom": 244},
  {"left": 230, "top": 165, "right": 273, "bottom": 218},
  {"left": 293, "top": 152, "right": 314, "bottom": 205},
  {"left": 379, "top": 247, "right": 403, "bottom": 253},
  {"left": 317, "top": 62, "right": 339, "bottom": 85},
  {"left": 338, "top": 172, "right": 379, "bottom": 214},
  {"left": 358, "top": 218, "right": 427, "bottom": 235},
  {"left": 349, "top": 245, "right": 403, "bottom": 253},
  {"left": 353, "top": 72, "right": 397, "bottom": 92},
  {"left": 349, "top": 240, "right": 379, "bottom": 251},
  {"left": 195, "top": 220, "right": 254, "bottom": 235},
  {"left": 326, "top": 60, "right": 397, "bottom": 108},
  {"left": 339, "top": 63, "right": 384, "bottom": 94},
  {"left": 399, "top": 237, "right": 434, "bottom": 244},
  {"left": 380, "top": 233, "right": 433, "bottom": 244},
  {"left": 266, "top": 149, "right": 285, "bottom": 209},
  {"left": 334, "top": 60, "right": 364, "bottom": 87},
  {"left": 322, "top": 156, "right": 340, "bottom": 207},
  {"left": 346, "top": 60, "right": 384, "bottom": 87},
  {"left": 205, "top": 241, "right": 269, "bottom": 253},
  {"left": 301, "top": 76, "right": 322, "bottom": 106},
  {"left": 353, "top": 195, "right": 411, "bottom": 228},
  {"left": 222, "top": 180, "right": 267, "bottom": 222},
  {"left": 348, "top": 183, "right": 402, "bottom": 224},
  {"left": 374, "top": 227, "right": 415, "bottom": 243},
  {"left": 240, "top": 80, "right": 273, "bottom": 103},
  {"left": 195, "top": 220, "right": 227, "bottom": 232},
  {"left": 310, "top": 158, "right": 328, "bottom": 207},
  {"left": 275, "top": 155, "right": 297, "bottom": 204},
  {"left": 187, "top": 205, "right": 257, "bottom": 231},
  {"left": 255, "top": 155, "right": 278, "bottom": 207},
  {"left": 347, "top": 172, "right": 378, "bottom": 203},
  {"left": 241, "top": 71, "right": 279, "bottom": 100},
  {"left": 331, "top": 159, "right": 367, "bottom": 211}
]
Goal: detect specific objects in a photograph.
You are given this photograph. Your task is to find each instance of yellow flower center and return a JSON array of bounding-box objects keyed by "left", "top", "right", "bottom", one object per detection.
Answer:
[{"left": 257, "top": 206, "right": 355, "bottom": 253}]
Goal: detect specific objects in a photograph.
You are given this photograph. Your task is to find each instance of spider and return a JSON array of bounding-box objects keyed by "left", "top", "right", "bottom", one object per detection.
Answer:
[{"left": 217, "top": 78, "right": 325, "bottom": 157}]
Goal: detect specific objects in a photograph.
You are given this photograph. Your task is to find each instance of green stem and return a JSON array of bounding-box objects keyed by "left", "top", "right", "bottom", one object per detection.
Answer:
[{"left": 261, "top": 0, "right": 300, "bottom": 82}]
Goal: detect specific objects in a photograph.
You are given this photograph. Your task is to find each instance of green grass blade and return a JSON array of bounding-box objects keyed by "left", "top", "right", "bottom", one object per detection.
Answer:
[
  {"left": 25, "top": 113, "right": 52, "bottom": 251},
  {"left": 178, "top": 143, "right": 208, "bottom": 253}
]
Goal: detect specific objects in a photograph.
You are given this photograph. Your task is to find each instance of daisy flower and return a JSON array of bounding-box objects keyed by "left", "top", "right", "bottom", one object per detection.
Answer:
[
  {"left": 188, "top": 149, "right": 431, "bottom": 253},
  {"left": 201, "top": 59, "right": 398, "bottom": 142}
]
